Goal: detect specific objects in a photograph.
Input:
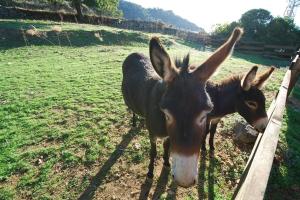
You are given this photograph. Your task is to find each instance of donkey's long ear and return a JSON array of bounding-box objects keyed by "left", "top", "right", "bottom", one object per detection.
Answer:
[
  {"left": 241, "top": 66, "right": 258, "bottom": 91},
  {"left": 150, "top": 37, "right": 177, "bottom": 83},
  {"left": 194, "top": 27, "right": 243, "bottom": 82},
  {"left": 253, "top": 66, "right": 275, "bottom": 89}
]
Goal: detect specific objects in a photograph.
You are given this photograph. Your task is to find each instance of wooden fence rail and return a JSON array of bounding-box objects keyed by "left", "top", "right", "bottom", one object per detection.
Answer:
[
  {"left": 232, "top": 49, "right": 300, "bottom": 200},
  {"left": 1, "top": 6, "right": 297, "bottom": 59},
  {"left": 210, "top": 38, "right": 298, "bottom": 59},
  {"left": 0, "top": 6, "right": 209, "bottom": 44}
]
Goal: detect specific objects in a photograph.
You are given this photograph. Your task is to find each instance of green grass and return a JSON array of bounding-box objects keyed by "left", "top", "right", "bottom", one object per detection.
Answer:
[{"left": 0, "top": 19, "right": 293, "bottom": 200}]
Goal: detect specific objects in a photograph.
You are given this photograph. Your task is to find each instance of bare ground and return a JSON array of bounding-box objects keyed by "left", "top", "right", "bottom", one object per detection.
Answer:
[{"left": 76, "top": 118, "right": 253, "bottom": 200}]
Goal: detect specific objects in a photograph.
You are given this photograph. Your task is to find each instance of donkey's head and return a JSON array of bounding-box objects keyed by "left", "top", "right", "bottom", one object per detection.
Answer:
[
  {"left": 150, "top": 28, "right": 243, "bottom": 187},
  {"left": 236, "top": 66, "right": 275, "bottom": 132}
]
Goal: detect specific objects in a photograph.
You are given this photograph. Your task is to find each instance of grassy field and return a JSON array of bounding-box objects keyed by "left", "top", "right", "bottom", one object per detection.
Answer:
[{"left": 0, "top": 19, "right": 298, "bottom": 200}]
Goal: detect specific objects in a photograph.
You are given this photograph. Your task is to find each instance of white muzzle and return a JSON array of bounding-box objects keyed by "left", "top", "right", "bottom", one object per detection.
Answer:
[{"left": 171, "top": 152, "right": 199, "bottom": 188}]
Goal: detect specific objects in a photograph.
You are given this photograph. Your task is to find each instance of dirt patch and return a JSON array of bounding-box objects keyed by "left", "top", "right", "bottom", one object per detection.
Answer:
[{"left": 76, "top": 128, "right": 251, "bottom": 199}]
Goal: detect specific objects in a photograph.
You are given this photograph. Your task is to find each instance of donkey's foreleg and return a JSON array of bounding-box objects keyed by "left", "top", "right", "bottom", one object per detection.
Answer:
[
  {"left": 201, "top": 121, "right": 211, "bottom": 152},
  {"left": 147, "top": 138, "right": 157, "bottom": 179},
  {"left": 132, "top": 112, "right": 137, "bottom": 127},
  {"left": 209, "top": 120, "right": 220, "bottom": 151},
  {"left": 163, "top": 137, "right": 170, "bottom": 167}
]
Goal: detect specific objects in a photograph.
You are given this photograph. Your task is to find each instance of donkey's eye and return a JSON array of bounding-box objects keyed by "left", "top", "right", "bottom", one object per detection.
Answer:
[{"left": 245, "top": 101, "right": 258, "bottom": 110}]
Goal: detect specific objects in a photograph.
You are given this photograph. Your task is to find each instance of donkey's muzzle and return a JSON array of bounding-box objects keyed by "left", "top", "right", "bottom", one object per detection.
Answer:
[
  {"left": 171, "top": 152, "right": 199, "bottom": 188},
  {"left": 173, "top": 174, "right": 197, "bottom": 188},
  {"left": 253, "top": 117, "right": 268, "bottom": 133}
]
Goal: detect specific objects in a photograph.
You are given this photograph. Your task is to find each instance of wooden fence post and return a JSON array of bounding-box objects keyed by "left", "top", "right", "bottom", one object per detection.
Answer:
[
  {"left": 287, "top": 49, "right": 300, "bottom": 96},
  {"left": 232, "top": 49, "right": 300, "bottom": 200},
  {"left": 233, "top": 70, "right": 291, "bottom": 200}
]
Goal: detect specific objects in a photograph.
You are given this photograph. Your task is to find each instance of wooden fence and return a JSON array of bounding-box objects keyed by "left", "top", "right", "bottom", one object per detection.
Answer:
[
  {"left": 1, "top": 6, "right": 297, "bottom": 59},
  {"left": 210, "top": 38, "right": 298, "bottom": 59},
  {"left": 0, "top": 6, "right": 209, "bottom": 44},
  {"left": 232, "top": 49, "right": 300, "bottom": 200}
]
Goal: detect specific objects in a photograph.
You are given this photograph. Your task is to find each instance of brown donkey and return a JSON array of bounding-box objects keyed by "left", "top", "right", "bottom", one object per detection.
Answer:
[
  {"left": 122, "top": 28, "right": 243, "bottom": 187},
  {"left": 201, "top": 66, "right": 275, "bottom": 151}
]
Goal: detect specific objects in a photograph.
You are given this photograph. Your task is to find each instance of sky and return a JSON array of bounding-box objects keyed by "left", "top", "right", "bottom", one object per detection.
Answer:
[{"left": 126, "top": 0, "right": 300, "bottom": 32}]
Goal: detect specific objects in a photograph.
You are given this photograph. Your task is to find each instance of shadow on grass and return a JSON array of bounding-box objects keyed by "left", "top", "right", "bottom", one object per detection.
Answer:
[
  {"left": 138, "top": 166, "right": 177, "bottom": 200},
  {"left": 198, "top": 152, "right": 206, "bottom": 200},
  {"left": 198, "top": 151, "right": 216, "bottom": 200},
  {"left": 78, "top": 126, "right": 140, "bottom": 200},
  {"left": 152, "top": 166, "right": 170, "bottom": 199},
  {"left": 208, "top": 152, "right": 215, "bottom": 200},
  {"left": 138, "top": 177, "right": 153, "bottom": 200},
  {"left": 138, "top": 158, "right": 177, "bottom": 199},
  {"left": 153, "top": 167, "right": 170, "bottom": 199},
  {"left": 0, "top": 28, "right": 149, "bottom": 50},
  {"left": 165, "top": 180, "right": 178, "bottom": 200}
]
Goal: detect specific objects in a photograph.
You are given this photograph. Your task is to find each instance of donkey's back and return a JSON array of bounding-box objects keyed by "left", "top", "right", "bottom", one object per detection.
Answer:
[{"left": 122, "top": 53, "right": 161, "bottom": 117}]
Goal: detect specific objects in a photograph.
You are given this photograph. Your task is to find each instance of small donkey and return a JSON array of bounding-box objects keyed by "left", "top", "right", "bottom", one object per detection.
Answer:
[
  {"left": 122, "top": 28, "right": 243, "bottom": 187},
  {"left": 202, "top": 66, "right": 275, "bottom": 151}
]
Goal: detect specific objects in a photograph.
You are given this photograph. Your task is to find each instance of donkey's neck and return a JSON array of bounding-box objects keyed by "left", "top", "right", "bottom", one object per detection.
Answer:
[{"left": 207, "top": 75, "right": 242, "bottom": 118}]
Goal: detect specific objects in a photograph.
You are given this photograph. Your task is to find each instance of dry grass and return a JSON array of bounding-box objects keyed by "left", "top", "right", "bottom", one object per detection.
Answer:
[{"left": 52, "top": 25, "right": 62, "bottom": 33}]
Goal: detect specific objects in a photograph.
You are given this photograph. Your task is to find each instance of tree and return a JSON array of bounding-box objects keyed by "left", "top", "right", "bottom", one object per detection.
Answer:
[
  {"left": 266, "top": 17, "right": 300, "bottom": 45},
  {"left": 73, "top": 0, "right": 83, "bottom": 21},
  {"left": 240, "top": 9, "right": 273, "bottom": 40},
  {"left": 66, "top": 0, "right": 121, "bottom": 21},
  {"left": 212, "top": 21, "right": 241, "bottom": 37},
  {"left": 212, "top": 8, "right": 300, "bottom": 46},
  {"left": 84, "top": 0, "right": 121, "bottom": 16}
]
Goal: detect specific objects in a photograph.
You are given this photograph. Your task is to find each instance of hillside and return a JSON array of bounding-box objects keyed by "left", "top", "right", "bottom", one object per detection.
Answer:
[
  {"left": 2, "top": 0, "right": 204, "bottom": 32},
  {"left": 119, "top": 0, "right": 205, "bottom": 32}
]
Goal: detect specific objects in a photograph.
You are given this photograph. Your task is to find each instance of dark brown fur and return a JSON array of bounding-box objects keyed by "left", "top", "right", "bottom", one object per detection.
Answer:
[
  {"left": 121, "top": 28, "right": 243, "bottom": 185},
  {"left": 202, "top": 66, "right": 274, "bottom": 151}
]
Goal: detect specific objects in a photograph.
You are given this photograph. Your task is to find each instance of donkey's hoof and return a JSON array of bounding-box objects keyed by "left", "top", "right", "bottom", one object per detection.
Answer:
[{"left": 147, "top": 172, "right": 154, "bottom": 179}]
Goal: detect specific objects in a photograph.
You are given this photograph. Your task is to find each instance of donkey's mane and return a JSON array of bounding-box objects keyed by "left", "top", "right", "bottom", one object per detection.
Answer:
[
  {"left": 174, "top": 53, "right": 190, "bottom": 70},
  {"left": 211, "top": 75, "right": 243, "bottom": 90}
]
